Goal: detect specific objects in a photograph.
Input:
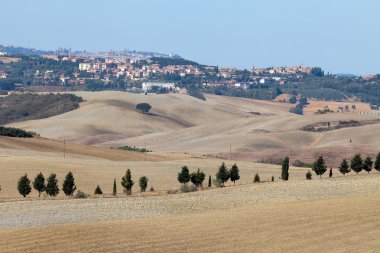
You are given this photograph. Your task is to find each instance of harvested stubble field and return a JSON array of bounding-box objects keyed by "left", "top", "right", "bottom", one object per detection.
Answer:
[
  {"left": 0, "top": 174, "right": 380, "bottom": 252},
  {"left": 0, "top": 135, "right": 306, "bottom": 200}
]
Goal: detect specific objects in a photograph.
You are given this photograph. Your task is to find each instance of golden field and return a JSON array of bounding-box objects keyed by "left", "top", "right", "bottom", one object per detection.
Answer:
[
  {"left": 1, "top": 91, "right": 380, "bottom": 252},
  {"left": 10, "top": 91, "right": 380, "bottom": 165}
]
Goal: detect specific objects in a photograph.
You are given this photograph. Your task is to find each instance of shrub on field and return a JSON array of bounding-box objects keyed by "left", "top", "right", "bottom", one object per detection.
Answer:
[
  {"left": 167, "top": 188, "right": 179, "bottom": 194},
  {"left": 212, "top": 179, "right": 223, "bottom": 188},
  {"left": 306, "top": 171, "right": 312, "bottom": 180},
  {"left": 253, "top": 173, "right": 260, "bottom": 183},
  {"left": 180, "top": 184, "right": 197, "bottom": 193},
  {"left": 75, "top": 190, "right": 88, "bottom": 199}
]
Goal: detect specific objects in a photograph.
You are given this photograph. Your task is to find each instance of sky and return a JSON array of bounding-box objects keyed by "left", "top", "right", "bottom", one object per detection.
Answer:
[{"left": 1, "top": 0, "right": 380, "bottom": 75}]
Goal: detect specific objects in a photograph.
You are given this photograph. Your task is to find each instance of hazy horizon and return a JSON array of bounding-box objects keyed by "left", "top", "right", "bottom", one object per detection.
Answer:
[{"left": 1, "top": 0, "right": 379, "bottom": 75}]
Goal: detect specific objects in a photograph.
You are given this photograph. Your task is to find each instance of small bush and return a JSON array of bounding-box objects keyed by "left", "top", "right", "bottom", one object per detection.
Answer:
[
  {"left": 167, "top": 188, "right": 178, "bottom": 194},
  {"left": 75, "top": 190, "right": 88, "bottom": 199},
  {"left": 306, "top": 171, "right": 313, "bottom": 180},
  {"left": 293, "top": 160, "right": 312, "bottom": 168},
  {"left": 212, "top": 179, "right": 223, "bottom": 188},
  {"left": 258, "top": 158, "right": 283, "bottom": 165},
  {"left": 271, "top": 176, "right": 274, "bottom": 182},
  {"left": 150, "top": 186, "right": 155, "bottom": 192},
  {"left": 253, "top": 173, "right": 260, "bottom": 183},
  {"left": 94, "top": 185, "right": 103, "bottom": 195},
  {"left": 180, "top": 184, "right": 197, "bottom": 193}
]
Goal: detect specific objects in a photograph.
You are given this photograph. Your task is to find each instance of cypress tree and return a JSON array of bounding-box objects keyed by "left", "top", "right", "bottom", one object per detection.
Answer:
[
  {"left": 33, "top": 172, "right": 45, "bottom": 197},
  {"left": 112, "top": 178, "right": 117, "bottom": 196},
  {"left": 363, "top": 156, "right": 373, "bottom": 173},
  {"left": 329, "top": 168, "right": 333, "bottom": 178},
  {"left": 312, "top": 156, "right": 327, "bottom": 178},
  {"left": 281, "top": 156, "right": 289, "bottom": 181},
  {"left": 253, "top": 172, "right": 260, "bottom": 183},
  {"left": 229, "top": 163, "right": 240, "bottom": 185},
  {"left": 374, "top": 152, "right": 380, "bottom": 172},
  {"left": 339, "top": 158, "right": 350, "bottom": 175},
  {"left": 190, "top": 168, "right": 205, "bottom": 188},
  {"left": 177, "top": 166, "right": 190, "bottom": 185},
  {"left": 62, "top": 171, "right": 76, "bottom": 196},
  {"left": 208, "top": 175, "right": 212, "bottom": 188},
  {"left": 139, "top": 176, "right": 149, "bottom": 192},
  {"left": 18, "top": 174, "right": 32, "bottom": 197},
  {"left": 306, "top": 171, "right": 312, "bottom": 180},
  {"left": 121, "top": 169, "right": 134, "bottom": 195},
  {"left": 350, "top": 154, "right": 363, "bottom": 174},
  {"left": 94, "top": 185, "right": 103, "bottom": 195},
  {"left": 216, "top": 162, "right": 230, "bottom": 187},
  {"left": 46, "top": 173, "right": 59, "bottom": 197}
]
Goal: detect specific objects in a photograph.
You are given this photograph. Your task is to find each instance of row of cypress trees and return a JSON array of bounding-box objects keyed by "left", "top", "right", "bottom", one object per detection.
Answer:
[
  {"left": 312, "top": 153, "right": 380, "bottom": 178},
  {"left": 177, "top": 163, "right": 241, "bottom": 188},
  {"left": 17, "top": 172, "right": 75, "bottom": 198},
  {"left": 17, "top": 169, "right": 150, "bottom": 197}
]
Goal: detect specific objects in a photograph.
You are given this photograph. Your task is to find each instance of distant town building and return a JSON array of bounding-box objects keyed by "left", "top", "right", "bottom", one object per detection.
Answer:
[{"left": 142, "top": 82, "right": 175, "bottom": 92}]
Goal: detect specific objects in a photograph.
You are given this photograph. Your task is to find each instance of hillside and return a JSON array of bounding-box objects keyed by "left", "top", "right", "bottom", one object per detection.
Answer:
[
  {"left": 9, "top": 91, "right": 380, "bottom": 166},
  {"left": 0, "top": 93, "right": 83, "bottom": 125}
]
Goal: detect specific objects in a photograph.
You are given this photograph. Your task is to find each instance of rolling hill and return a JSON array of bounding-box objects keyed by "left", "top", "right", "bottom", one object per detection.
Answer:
[{"left": 9, "top": 91, "right": 380, "bottom": 166}]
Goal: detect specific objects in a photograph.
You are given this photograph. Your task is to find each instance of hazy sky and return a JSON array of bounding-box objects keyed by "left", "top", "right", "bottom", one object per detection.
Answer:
[{"left": 1, "top": 0, "right": 379, "bottom": 75}]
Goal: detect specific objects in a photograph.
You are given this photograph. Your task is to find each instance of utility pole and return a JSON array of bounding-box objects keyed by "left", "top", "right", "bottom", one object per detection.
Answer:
[
  {"left": 230, "top": 144, "right": 232, "bottom": 160},
  {"left": 63, "top": 138, "right": 66, "bottom": 158},
  {"left": 145, "top": 142, "right": 147, "bottom": 161}
]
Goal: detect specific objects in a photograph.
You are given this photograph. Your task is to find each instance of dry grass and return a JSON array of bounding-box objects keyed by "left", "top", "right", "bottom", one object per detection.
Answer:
[
  {"left": 8, "top": 91, "right": 380, "bottom": 169},
  {"left": 304, "top": 99, "right": 372, "bottom": 115},
  {"left": 0, "top": 136, "right": 307, "bottom": 200},
  {"left": 1, "top": 195, "right": 379, "bottom": 252},
  {"left": 0, "top": 57, "right": 20, "bottom": 63}
]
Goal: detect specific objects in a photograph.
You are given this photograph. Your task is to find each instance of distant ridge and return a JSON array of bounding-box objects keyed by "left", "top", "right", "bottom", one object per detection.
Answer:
[
  {"left": 335, "top": 73, "right": 357, "bottom": 77},
  {"left": 0, "top": 43, "right": 174, "bottom": 58}
]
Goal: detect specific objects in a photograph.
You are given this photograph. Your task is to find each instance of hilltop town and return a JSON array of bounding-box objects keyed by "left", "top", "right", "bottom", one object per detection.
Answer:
[
  {"left": 0, "top": 44, "right": 314, "bottom": 92},
  {"left": 1, "top": 44, "right": 380, "bottom": 112}
]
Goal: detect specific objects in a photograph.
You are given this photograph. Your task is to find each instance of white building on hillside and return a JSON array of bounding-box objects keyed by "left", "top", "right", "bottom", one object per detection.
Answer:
[{"left": 142, "top": 82, "right": 175, "bottom": 92}]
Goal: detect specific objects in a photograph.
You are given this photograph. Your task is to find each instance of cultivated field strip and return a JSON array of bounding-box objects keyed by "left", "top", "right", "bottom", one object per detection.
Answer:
[
  {"left": 0, "top": 174, "right": 379, "bottom": 229},
  {"left": 1, "top": 195, "right": 379, "bottom": 252}
]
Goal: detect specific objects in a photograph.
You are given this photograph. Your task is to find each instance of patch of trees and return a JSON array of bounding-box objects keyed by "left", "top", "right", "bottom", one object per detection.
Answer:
[
  {"left": 311, "top": 67, "right": 324, "bottom": 77},
  {"left": 117, "top": 145, "right": 151, "bottom": 153},
  {"left": 85, "top": 79, "right": 127, "bottom": 91},
  {"left": 0, "top": 126, "right": 35, "bottom": 138},
  {"left": 303, "top": 120, "right": 362, "bottom": 132},
  {"left": 289, "top": 104, "right": 304, "bottom": 115},
  {"left": 136, "top": 103, "right": 152, "bottom": 114},
  {"left": 0, "top": 93, "right": 83, "bottom": 125},
  {"left": 0, "top": 55, "right": 79, "bottom": 84},
  {"left": 150, "top": 57, "right": 200, "bottom": 67},
  {"left": 289, "top": 96, "right": 307, "bottom": 115}
]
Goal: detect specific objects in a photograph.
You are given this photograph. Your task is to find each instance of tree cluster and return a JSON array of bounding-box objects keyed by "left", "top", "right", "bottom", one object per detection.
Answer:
[{"left": 17, "top": 171, "right": 76, "bottom": 198}]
